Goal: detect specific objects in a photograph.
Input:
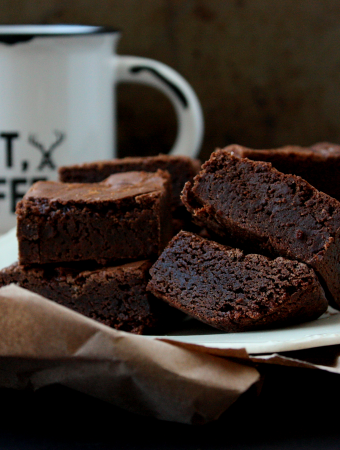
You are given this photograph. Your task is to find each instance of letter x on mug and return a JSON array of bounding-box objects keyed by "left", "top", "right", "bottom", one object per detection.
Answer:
[{"left": 0, "top": 24, "right": 204, "bottom": 233}]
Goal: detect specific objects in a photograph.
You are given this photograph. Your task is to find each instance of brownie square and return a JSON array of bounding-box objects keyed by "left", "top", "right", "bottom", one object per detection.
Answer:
[
  {"left": 17, "top": 170, "right": 172, "bottom": 265},
  {"left": 147, "top": 232, "right": 328, "bottom": 332},
  {"left": 0, "top": 260, "right": 174, "bottom": 334},
  {"left": 225, "top": 142, "right": 340, "bottom": 200},
  {"left": 58, "top": 154, "right": 201, "bottom": 214},
  {"left": 182, "top": 150, "right": 340, "bottom": 307}
]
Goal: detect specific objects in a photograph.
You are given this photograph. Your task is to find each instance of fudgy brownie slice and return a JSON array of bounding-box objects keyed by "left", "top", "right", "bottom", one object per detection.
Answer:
[
  {"left": 17, "top": 170, "right": 172, "bottom": 265},
  {"left": 0, "top": 260, "right": 173, "bottom": 334},
  {"left": 182, "top": 150, "right": 340, "bottom": 307},
  {"left": 58, "top": 154, "right": 201, "bottom": 216},
  {"left": 147, "top": 232, "right": 328, "bottom": 332},
  {"left": 225, "top": 142, "right": 340, "bottom": 200}
]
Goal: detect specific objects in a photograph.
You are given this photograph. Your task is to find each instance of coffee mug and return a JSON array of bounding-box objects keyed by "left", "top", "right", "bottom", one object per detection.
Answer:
[{"left": 0, "top": 24, "right": 204, "bottom": 233}]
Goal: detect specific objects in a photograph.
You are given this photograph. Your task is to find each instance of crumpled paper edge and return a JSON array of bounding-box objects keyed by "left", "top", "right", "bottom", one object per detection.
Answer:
[
  {"left": 0, "top": 284, "right": 259, "bottom": 424},
  {"left": 2, "top": 283, "right": 340, "bottom": 424}
]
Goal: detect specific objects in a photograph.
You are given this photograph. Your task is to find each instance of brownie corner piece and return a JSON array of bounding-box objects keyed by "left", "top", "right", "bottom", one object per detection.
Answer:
[
  {"left": 0, "top": 260, "right": 179, "bottom": 335},
  {"left": 17, "top": 170, "right": 173, "bottom": 265},
  {"left": 147, "top": 231, "right": 328, "bottom": 332}
]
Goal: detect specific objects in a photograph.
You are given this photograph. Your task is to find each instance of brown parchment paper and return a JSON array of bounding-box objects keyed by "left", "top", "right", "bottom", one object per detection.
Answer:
[
  {"left": 0, "top": 284, "right": 259, "bottom": 424},
  {"left": 1, "top": 284, "right": 340, "bottom": 424}
]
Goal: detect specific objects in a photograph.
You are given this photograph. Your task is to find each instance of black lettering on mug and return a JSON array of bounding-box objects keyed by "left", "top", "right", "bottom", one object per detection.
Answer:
[
  {"left": 7, "top": 177, "right": 47, "bottom": 212},
  {"left": 21, "top": 160, "right": 29, "bottom": 172},
  {"left": 0, "top": 132, "right": 19, "bottom": 167},
  {"left": 10, "top": 178, "right": 27, "bottom": 212},
  {"left": 0, "top": 178, "right": 5, "bottom": 200}
]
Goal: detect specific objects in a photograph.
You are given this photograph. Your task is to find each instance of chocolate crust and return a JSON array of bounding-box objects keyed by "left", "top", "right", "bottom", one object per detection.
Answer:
[
  {"left": 147, "top": 232, "right": 328, "bottom": 332},
  {"left": 58, "top": 154, "right": 201, "bottom": 214},
  {"left": 181, "top": 150, "right": 340, "bottom": 307}
]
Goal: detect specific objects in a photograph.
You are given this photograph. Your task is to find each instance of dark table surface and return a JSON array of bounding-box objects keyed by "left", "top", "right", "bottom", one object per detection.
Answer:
[{"left": 0, "top": 364, "right": 339, "bottom": 450}]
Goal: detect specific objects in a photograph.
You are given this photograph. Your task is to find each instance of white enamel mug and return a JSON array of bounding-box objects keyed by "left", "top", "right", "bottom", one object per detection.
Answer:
[{"left": 0, "top": 24, "right": 204, "bottom": 233}]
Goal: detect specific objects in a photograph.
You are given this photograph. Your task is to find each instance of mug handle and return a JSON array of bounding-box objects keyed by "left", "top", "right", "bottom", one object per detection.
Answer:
[{"left": 116, "top": 56, "right": 204, "bottom": 158}]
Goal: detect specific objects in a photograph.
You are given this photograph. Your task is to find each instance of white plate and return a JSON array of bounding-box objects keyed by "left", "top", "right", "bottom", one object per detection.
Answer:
[{"left": 2, "top": 228, "right": 340, "bottom": 354}]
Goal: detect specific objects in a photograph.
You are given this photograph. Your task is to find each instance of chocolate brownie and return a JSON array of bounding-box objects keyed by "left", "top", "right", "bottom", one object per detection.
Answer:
[
  {"left": 182, "top": 150, "right": 340, "bottom": 307},
  {"left": 0, "top": 260, "right": 173, "bottom": 334},
  {"left": 225, "top": 142, "right": 340, "bottom": 200},
  {"left": 58, "top": 154, "right": 201, "bottom": 216},
  {"left": 147, "top": 232, "right": 328, "bottom": 332},
  {"left": 17, "top": 170, "right": 172, "bottom": 265}
]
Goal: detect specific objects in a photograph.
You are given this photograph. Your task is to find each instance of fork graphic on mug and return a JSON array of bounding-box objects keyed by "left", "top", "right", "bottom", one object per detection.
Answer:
[{"left": 0, "top": 24, "right": 204, "bottom": 232}]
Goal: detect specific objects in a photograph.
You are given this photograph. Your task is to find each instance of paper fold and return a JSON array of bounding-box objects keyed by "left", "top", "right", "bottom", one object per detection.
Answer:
[
  {"left": 0, "top": 284, "right": 259, "bottom": 424},
  {"left": 2, "top": 284, "right": 340, "bottom": 424}
]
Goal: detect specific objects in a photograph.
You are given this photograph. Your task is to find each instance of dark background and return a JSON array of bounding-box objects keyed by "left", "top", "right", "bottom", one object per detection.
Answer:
[
  {"left": 1, "top": 364, "right": 340, "bottom": 449},
  {"left": 2, "top": 0, "right": 340, "bottom": 160}
]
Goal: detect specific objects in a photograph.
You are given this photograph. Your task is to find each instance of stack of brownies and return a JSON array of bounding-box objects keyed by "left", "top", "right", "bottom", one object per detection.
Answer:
[
  {"left": 0, "top": 155, "right": 201, "bottom": 334},
  {"left": 147, "top": 143, "right": 340, "bottom": 332},
  {"left": 2, "top": 143, "right": 340, "bottom": 335}
]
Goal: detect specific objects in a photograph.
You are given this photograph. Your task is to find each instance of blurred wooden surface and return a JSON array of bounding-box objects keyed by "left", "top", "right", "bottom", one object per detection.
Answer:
[{"left": 1, "top": 0, "right": 340, "bottom": 161}]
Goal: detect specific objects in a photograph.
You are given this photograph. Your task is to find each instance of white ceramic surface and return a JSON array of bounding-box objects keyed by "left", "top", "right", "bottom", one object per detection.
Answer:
[{"left": 1, "top": 227, "right": 340, "bottom": 354}]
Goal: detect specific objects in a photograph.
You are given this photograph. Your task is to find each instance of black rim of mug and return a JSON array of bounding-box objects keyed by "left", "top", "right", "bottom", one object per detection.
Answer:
[{"left": 0, "top": 24, "right": 119, "bottom": 44}]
